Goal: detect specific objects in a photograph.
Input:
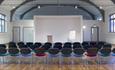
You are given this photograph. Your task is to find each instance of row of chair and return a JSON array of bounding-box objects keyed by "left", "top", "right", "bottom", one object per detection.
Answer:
[
  {"left": 0, "top": 45, "right": 114, "bottom": 57},
  {"left": 7, "top": 41, "right": 109, "bottom": 50},
  {"left": 0, "top": 42, "right": 115, "bottom": 70}
]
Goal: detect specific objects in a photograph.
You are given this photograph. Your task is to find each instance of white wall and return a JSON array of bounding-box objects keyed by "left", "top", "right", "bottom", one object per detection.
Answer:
[
  {"left": 83, "top": 20, "right": 104, "bottom": 41},
  {"left": 11, "top": 16, "right": 104, "bottom": 43},
  {"left": 12, "top": 20, "right": 34, "bottom": 42},
  {"left": 34, "top": 16, "right": 83, "bottom": 43},
  {"left": 104, "top": 7, "right": 115, "bottom": 44},
  {"left": 0, "top": 7, "right": 11, "bottom": 44}
]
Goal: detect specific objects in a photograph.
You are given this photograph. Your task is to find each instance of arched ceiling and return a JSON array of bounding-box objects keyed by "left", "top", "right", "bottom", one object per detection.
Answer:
[
  {"left": 0, "top": 0, "right": 115, "bottom": 21},
  {"left": 0, "top": 0, "right": 4, "bottom": 5}
]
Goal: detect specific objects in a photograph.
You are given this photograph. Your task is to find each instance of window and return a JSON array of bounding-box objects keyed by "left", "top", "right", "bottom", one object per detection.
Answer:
[
  {"left": 0, "top": 14, "right": 7, "bottom": 32},
  {"left": 110, "top": 14, "right": 115, "bottom": 32},
  {"left": 69, "top": 30, "right": 76, "bottom": 41}
]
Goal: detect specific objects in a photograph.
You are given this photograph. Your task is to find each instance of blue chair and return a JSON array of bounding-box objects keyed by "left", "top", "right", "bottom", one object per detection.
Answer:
[
  {"left": 111, "top": 48, "right": 115, "bottom": 70},
  {"left": 73, "top": 47, "right": 85, "bottom": 70},
  {"left": 0, "top": 47, "right": 7, "bottom": 64},
  {"left": 20, "top": 47, "right": 32, "bottom": 70},
  {"left": 26, "top": 42, "right": 34, "bottom": 50},
  {"left": 8, "top": 48, "right": 20, "bottom": 63},
  {"left": 61, "top": 48, "right": 72, "bottom": 69},
  {"left": 0, "top": 44, "right": 6, "bottom": 49},
  {"left": 48, "top": 48, "right": 60, "bottom": 64},
  {"left": 73, "top": 42, "right": 81, "bottom": 49},
  {"left": 82, "top": 42, "right": 89, "bottom": 50},
  {"left": 8, "top": 48, "right": 20, "bottom": 70},
  {"left": 63, "top": 42, "right": 72, "bottom": 48},
  {"left": 53, "top": 42, "right": 62, "bottom": 50},
  {"left": 98, "top": 48, "right": 111, "bottom": 70},
  {"left": 8, "top": 42, "right": 17, "bottom": 49},
  {"left": 41, "top": 42, "right": 52, "bottom": 51},
  {"left": 97, "top": 41, "right": 105, "bottom": 49},
  {"left": 17, "top": 42, "right": 25, "bottom": 49}
]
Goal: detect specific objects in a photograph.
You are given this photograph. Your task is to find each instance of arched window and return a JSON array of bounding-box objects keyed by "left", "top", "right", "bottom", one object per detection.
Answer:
[
  {"left": 0, "top": 13, "right": 7, "bottom": 32},
  {"left": 110, "top": 14, "right": 115, "bottom": 32}
]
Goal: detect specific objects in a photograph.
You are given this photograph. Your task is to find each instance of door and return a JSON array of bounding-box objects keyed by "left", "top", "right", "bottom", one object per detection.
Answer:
[
  {"left": 13, "top": 27, "right": 20, "bottom": 42},
  {"left": 47, "top": 35, "right": 53, "bottom": 43},
  {"left": 23, "top": 27, "right": 34, "bottom": 42},
  {"left": 91, "top": 27, "right": 99, "bottom": 41}
]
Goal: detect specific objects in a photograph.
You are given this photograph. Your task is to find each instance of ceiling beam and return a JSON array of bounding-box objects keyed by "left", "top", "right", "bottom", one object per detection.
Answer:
[
  {"left": 10, "top": 0, "right": 103, "bottom": 21},
  {"left": 10, "top": 0, "right": 33, "bottom": 21},
  {"left": 0, "top": 0, "right": 4, "bottom": 5},
  {"left": 111, "top": 0, "right": 115, "bottom": 4},
  {"left": 20, "top": 4, "right": 95, "bottom": 20},
  {"left": 81, "top": 0, "right": 105, "bottom": 21}
]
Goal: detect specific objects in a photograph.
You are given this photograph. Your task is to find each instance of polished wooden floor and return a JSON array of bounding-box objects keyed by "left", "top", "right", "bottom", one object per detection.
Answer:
[
  {"left": 0, "top": 63, "right": 114, "bottom": 70},
  {"left": 0, "top": 56, "right": 114, "bottom": 70}
]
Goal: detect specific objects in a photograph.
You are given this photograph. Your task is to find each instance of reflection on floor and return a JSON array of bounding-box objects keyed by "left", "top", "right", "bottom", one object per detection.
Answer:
[{"left": 0, "top": 55, "right": 114, "bottom": 70}]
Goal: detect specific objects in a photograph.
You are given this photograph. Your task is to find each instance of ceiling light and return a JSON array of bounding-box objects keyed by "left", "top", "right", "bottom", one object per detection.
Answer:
[
  {"left": 83, "top": 26, "right": 86, "bottom": 29},
  {"left": 75, "top": 6, "right": 78, "bottom": 9},
  {"left": 38, "top": 6, "right": 41, "bottom": 9},
  {"left": 99, "top": 6, "right": 102, "bottom": 9},
  {"left": 12, "top": 6, "right": 16, "bottom": 9}
]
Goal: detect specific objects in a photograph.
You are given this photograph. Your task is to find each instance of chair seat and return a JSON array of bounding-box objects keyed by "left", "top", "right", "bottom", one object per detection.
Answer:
[
  {"left": 74, "top": 54, "right": 83, "bottom": 57},
  {"left": 86, "top": 53, "right": 97, "bottom": 57},
  {"left": 35, "top": 53, "right": 46, "bottom": 56}
]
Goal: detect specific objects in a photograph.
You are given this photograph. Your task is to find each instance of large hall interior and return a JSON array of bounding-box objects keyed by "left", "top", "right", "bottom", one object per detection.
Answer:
[{"left": 0, "top": 0, "right": 115, "bottom": 70}]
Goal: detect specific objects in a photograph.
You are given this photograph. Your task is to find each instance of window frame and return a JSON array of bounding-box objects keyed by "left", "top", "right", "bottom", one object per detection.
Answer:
[
  {"left": 109, "top": 13, "right": 115, "bottom": 33},
  {"left": 0, "top": 13, "right": 6, "bottom": 33}
]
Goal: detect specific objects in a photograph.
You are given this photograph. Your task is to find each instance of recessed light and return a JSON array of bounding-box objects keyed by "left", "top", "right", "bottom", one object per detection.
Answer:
[
  {"left": 83, "top": 26, "right": 86, "bottom": 29},
  {"left": 75, "top": 6, "right": 78, "bottom": 9},
  {"left": 38, "top": 6, "right": 40, "bottom": 9},
  {"left": 12, "top": 6, "right": 16, "bottom": 9},
  {"left": 99, "top": 6, "right": 102, "bottom": 9}
]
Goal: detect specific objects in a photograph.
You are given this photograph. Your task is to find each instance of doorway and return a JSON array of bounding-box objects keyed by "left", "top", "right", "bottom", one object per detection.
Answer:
[
  {"left": 47, "top": 35, "right": 53, "bottom": 43},
  {"left": 13, "top": 27, "right": 20, "bottom": 42},
  {"left": 91, "top": 27, "right": 99, "bottom": 41},
  {"left": 23, "top": 27, "right": 34, "bottom": 42}
]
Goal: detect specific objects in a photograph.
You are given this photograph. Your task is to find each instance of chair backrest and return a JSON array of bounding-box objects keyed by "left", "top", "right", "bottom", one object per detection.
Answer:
[
  {"left": 103, "top": 44, "right": 112, "bottom": 49},
  {"left": 26, "top": 42, "right": 34, "bottom": 49},
  {"left": 41, "top": 42, "right": 52, "bottom": 50},
  {"left": 73, "top": 42, "right": 81, "bottom": 49},
  {"left": 82, "top": 42, "right": 89, "bottom": 50},
  {"left": 63, "top": 42, "right": 72, "bottom": 48},
  {"left": 26, "top": 42, "right": 33, "bottom": 46},
  {"left": 17, "top": 42, "right": 25, "bottom": 46},
  {"left": 0, "top": 48, "right": 7, "bottom": 56},
  {"left": 90, "top": 42, "right": 97, "bottom": 46},
  {"left": 8, "top": 42, "right": 17, "bottom": 49},
  {"left": 97, "top": 41, "right": 105, "bottom": 49},
  {"left": 34, "top": 42, "right": 42, "bottom": 47},
  {"left": 61, "top": 48, "right": 72, "bottom": 57},
  {"left": 82, "top": 42, "right": 89, "bottom": 46},
  {"left": 33, "top": 42, "right": 42, "bottom": 49},
  {"left": 73, "top": 42, "right": 81, "bottom": 46},
  {"left": 0, "top": 44, "right": 6, "bottom": 49},
  {"left": 54, "top": 42, "right": 62, "bottom": 46},
  {"left": 112, "top": 48, "right": 115, "bottom": 53},
  {"left": 53, "top": 42, "right": 62, "bottom": 50},
  {"left": 48, "top": 48, "right": 59, "bottom": 55}
]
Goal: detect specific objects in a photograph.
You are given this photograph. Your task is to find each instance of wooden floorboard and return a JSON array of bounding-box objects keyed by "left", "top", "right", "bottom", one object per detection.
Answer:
[{"left": 0, "top": 63, "right": 114, "bottom": 70}]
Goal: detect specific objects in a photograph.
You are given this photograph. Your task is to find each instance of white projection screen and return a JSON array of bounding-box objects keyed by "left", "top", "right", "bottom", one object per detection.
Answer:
[{"left": 34, "top": 16, "right": 83, "bottom": 43}]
